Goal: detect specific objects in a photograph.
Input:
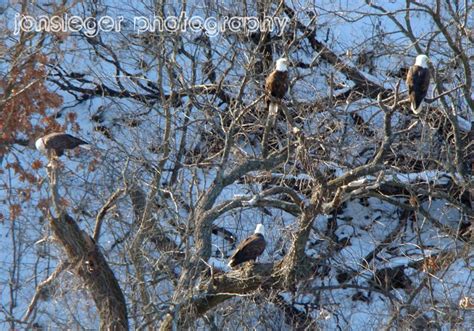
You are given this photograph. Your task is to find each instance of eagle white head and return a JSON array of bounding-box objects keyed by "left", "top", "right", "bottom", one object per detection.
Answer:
[
  {"left": 275, "top": 58, "right": 288, "bottom": 72},
  {"left": 254, "top": 223, "right": 265, "bottom": 236},
  {"left": 35, "top": 137, "right": 46, "bottom": 154},
  {"left": 415, "top": 54, "right": 429, "bottom": 69}
]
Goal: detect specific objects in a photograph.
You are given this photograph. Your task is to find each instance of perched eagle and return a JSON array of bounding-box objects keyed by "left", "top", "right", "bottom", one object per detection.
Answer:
[
  {"left": 265, "top": 58, "right": 289, "bottom": 115},
  {"left": 228, "top": 224, "right": 266, "bottom": 268},
  {"left": 406, "top": 54, "right": 430, "bottom": 114},
  {"left": 35, "top": 132, "right": 90, "bottom": 159}
]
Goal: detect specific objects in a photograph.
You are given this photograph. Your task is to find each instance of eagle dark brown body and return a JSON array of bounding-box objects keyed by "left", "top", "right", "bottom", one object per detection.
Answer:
[
  {"left": 406, "top": 55, "right": 430, "bottom": 114},
  {"left": 36, "top": 132, "right": 90, "bottom": 158},
  {"left": 228, "top": 224, "right": 266, "bottom": 268},
  {"left": 265, "top": 58, "right": 289, "bottom": 115},
  {"left": 265, "top": 70, "right": 289, "bottom": 100}
]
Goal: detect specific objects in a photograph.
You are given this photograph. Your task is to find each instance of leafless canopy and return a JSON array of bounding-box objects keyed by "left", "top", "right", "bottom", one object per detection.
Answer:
[{"left": 0, "top": 1, "right": 472, "bottom": 330}]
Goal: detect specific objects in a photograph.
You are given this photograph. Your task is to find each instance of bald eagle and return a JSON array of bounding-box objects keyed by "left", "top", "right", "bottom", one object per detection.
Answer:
[
  {"left": 228, "top": 224, "right": 266, "bottom": 268},
  {"left": 406, "top": 55, "right": 430, "bottom": 114},
  {"left": 265, "top": 58, "right": 289, "bottom": 115},
  {"left": 35, "top": 132, "right": 90, "bottom": 159}
]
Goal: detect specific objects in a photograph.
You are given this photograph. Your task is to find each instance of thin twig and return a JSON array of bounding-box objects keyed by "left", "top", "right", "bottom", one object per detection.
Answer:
[
  {"left": 22, "top": 261, "right": 69, "bottom": 323},
  {"left": 93, "top": 188, "right": 125, "bottom": 242}
]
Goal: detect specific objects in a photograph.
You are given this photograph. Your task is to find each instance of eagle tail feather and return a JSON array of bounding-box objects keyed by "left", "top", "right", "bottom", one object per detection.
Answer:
[
  {"left": 269, "top": 102, "right": 278, "bottom": 116},
  {"left": 411, "top": 102, "right": 423, "bottom": 114}
]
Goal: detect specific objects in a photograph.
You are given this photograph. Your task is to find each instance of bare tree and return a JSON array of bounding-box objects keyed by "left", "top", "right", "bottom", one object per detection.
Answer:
[{"left": 1, "top": 0, "right": 472, "bottom": 330}]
